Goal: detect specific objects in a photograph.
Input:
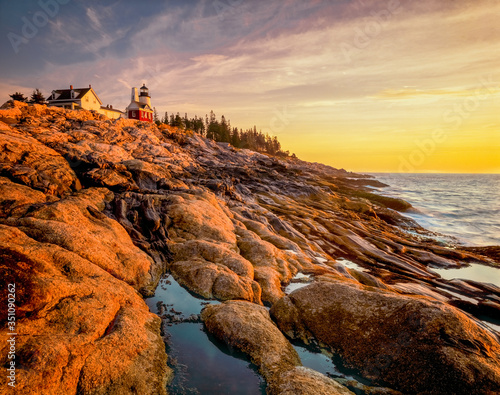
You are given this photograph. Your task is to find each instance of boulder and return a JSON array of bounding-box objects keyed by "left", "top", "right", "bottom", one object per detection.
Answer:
[
  {"left": 275, "top": 366, "right": 354, "bottom": 395},
  {"left": 271, "top": 280, "right": 500, "bottom": 395},
  {"left": 201, "top": 301, "right": 353, "bottom": 394},
  {"left": 0, "top": 225, "right": 171, "bottom": 395},
  {"left": 170, "top": 258, "right": 261, "bottom": 303}
]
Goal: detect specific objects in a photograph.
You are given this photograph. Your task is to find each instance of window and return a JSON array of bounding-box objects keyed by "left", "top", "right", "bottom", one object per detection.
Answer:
[{"left": 132, "top": 111, "right": 136, "bottom": 117}]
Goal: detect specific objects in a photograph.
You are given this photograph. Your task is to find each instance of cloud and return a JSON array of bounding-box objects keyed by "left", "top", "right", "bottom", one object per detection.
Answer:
[
  {"left": 374, "top": 87, "right": 500, "bottom": 100},
  {"left": 86, "top": 8, "right": 102, "bottom": 30},
  {"left": 191, "top": 54, "right": 228, "bottom": 65}
]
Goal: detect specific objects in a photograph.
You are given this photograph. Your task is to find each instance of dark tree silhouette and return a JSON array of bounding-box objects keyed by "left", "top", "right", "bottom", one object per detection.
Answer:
[
  {"left": 153, "top": 107, "right": 160, "bottom": 125},
  {"left": 30, "top": 89, "right": 46, "bottom": 104},
  {"left": 9, "top": 92, "right": 27, "bottom": 102}
]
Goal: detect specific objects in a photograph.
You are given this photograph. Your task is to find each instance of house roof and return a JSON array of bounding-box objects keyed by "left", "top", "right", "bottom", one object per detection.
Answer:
[
  {"left": 100, "top": 105, "right": 124, "bottom": 114},
  {"left": 48, "top": 88, "right": 102, "bottom": 105},
  {"left": 128, "top": 101, "right": 153, "bottom": 111}
]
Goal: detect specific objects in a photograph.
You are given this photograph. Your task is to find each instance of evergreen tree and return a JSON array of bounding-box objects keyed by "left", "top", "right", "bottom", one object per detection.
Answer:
[
  {"left": 173, "top": 112, "right": 184, "bottom": 128},
  {"left": 206, "top": 110, "right": 219, "bottom": 140},
  {"left": 153, "top": 107, "right": 160, "bottom": 125},
  {"left": 219, "top": 115, "right": 230, "bottom": 142},
  {"left": 9, "top": 92, "right": 27, "bottom": 102},
  {"left": 231, "top": 127, "right": 241, "bottom": 147},
  {"left": 184, "top": 113, "right": 191, "bottom": 130},
  {"left": 30, "top": 89, "right": 46, "bottom": 104}
]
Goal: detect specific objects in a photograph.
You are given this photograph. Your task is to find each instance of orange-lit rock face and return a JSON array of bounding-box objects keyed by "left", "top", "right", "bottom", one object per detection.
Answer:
[
  {"left": 0, "top": 101, "right": 499, "bottom": 394},
  {"left": 0, "top": 224, "right": 170, "bottom": 395}
]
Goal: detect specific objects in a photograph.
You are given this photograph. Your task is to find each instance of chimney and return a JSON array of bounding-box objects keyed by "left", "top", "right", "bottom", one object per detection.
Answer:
[
  {"left": 89, "top": 84, "right": 92, "bottom": 89},
  {"left": 131, "top": 87, "right": 139, "bottom": 102}
]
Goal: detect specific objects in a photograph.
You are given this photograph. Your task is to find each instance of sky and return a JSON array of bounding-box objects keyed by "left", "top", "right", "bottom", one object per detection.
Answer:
[{"left": 0, "top": 0, "right": 499, "bottom": 173}]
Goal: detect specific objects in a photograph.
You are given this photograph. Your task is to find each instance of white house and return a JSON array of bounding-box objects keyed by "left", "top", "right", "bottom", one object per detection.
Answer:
[{"left": 47, "top": 85, "right": 124, "bottom": 120}]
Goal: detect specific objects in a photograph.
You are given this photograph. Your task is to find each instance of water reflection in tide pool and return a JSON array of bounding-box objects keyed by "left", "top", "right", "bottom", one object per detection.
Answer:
[
  {"left": 431, "top": 264, "right": 500, "bottom": 288},
  {"left": 145, "top": 275, "right": 266, "bottom": 395},
  {"left": 167, "top": 324, "right": 266, "bottom": 394},
  {"left": 292, "top": 342, "right": 361, "bottom": 385},
  {"left": 293, "top": 345, "right": 340, "bottom": 377}
]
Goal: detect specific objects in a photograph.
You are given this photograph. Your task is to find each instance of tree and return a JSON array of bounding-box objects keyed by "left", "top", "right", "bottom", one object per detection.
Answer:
[
  {"left": 219, "top": 115, "right": 230, "bottom": 142},
  {"left": 172, "top": 112, "right": 184, "bottom": 128},
  {"left": 231, "top": 127, "right": 241, "bottom": 147},
  {"left": 153, "top": 107, "right": 160, "bottom": 125},
  {"left": 30, "top": 89, "right": 46, "bottom": 104},
  {"left": 184, "top": 113, "right": 191, "bottom": 130},
  {"left": 9, "top": 92, "right": 27, "bottom": 102}
]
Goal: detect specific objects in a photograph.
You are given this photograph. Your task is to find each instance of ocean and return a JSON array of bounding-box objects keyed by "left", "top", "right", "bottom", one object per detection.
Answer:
[{"left": 369, "top": 173, "right": 500, "bottom": 247}]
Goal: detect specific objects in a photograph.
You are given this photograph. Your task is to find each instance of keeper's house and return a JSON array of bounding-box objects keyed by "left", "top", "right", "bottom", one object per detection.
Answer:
[{"left": 47, "top": 85, "right": 124, "bottom": 120}]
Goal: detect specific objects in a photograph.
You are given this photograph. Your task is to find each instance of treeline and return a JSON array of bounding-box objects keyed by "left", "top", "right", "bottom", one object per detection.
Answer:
[{"left": 155, "top": 109, "right": 293, "bottom": 157}]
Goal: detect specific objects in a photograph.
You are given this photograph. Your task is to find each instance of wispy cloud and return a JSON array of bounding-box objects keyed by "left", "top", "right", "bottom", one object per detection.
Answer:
[{"left": 375, "top": 87, "right": 500, "bottom": 99}]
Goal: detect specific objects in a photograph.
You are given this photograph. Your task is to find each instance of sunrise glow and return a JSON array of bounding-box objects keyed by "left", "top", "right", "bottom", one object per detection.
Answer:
[{"left": 1, "top": 0, "right": 498, "bottom": 173}]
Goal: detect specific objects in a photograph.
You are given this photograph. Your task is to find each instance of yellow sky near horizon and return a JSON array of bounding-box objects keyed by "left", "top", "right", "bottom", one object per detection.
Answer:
[{"left": 280, "top": 86, "right": 500, "bottom": 174}]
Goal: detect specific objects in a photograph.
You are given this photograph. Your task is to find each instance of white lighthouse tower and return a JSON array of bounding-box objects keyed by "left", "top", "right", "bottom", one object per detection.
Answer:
[{"left": 139, "top": 84, "right": 151, "bottom": 107}]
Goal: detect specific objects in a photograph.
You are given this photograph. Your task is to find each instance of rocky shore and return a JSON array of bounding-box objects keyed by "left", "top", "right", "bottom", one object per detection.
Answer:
[{"left": 1, "top": 101, "right": 499, "bottom": 394}]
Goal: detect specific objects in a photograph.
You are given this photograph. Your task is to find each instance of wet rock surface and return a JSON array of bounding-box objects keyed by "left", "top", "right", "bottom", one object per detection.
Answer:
[
  {"left": 0, "top": 102, "right": 499, "bottom": 394},
  {"left": 271, "top": 280, "right": 500, "bottom": 394},
  {"left": 201, "top": 301, "right": 353, "bottom": 395}
]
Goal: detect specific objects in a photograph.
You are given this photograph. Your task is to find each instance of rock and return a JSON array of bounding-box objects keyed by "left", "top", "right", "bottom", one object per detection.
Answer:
[
  {"left": 170, "top": 258, "right": 261, "bottom": 303},
  {"left": 171, "top": 240, "right": 254, "bottom": 278},
  {"left": 1, "top": 185, "right": 156, "bottom": 296},
  {"left": 0, "top": 100, "right": 28, "bottom": 110},
  {"left": 253, "top": 266, "right": 286, "bottom": 305},
  {"left": 1, "top": 103, "right": 498, "bottom": 393},
  {"left": 168, "top": 234, "right": 262, "bottom": 303},
  {"left": 275, "top": 367, "right": 354, "bottom": 395},
  {"left": 0, "top": 225, "right": 171, "bottom": 395},
  {"left": 201, "top": 301, "right": 353, "bottom": 394},
  {"left": 0, "top": 176, "right": 52, "bottom": 218},
  {"left": 236, "top": 227, "right": 301, "bottom": 304},
  {"left": 0, "top": 128, "right": 80, "bottom": 195},
  {"left": 271, "top": 281, "right": 500, "bottom": 395},
  {"left": 122, "top": 159, "right": 172, "bottom": 191},
  {"left": 0, "top": 105, "right": 23, "bottom": 124},
  {"left": 166, "top": 193, "right": 237, "bottom": 246}
]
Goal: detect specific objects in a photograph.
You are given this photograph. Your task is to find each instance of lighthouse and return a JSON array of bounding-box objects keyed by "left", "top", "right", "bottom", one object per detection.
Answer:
[
  {"left": 126, "top": 84, "right": 153, "bottom": 122},
  {"left": 139, "top": 84, "right": 151, "bottom": 107}
]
